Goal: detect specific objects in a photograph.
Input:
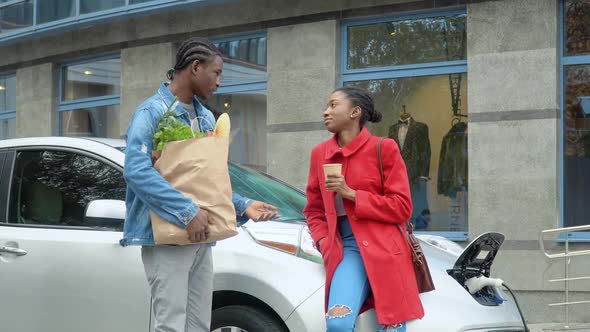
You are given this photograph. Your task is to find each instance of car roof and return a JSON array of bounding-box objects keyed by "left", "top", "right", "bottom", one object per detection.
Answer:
[
  {"left": 0, "top": 136, "right": 125, "bottom": 166},
  {"left": 82, "top": 137, "right": 126, "bottom": 148},
  {"left": 0, "top": 136, "right": 126, "bottom": 149}
]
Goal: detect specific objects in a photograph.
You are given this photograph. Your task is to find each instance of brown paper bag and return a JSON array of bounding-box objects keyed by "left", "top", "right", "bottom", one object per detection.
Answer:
[{"left": 150, "top": 136, "right": 237, "bottom": 244}]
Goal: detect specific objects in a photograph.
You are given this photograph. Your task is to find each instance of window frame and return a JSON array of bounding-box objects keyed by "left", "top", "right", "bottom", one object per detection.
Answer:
[
  {"left": 0, "top": 0, "right": 27, "bottom": 7},
  {"left": 0, "top": 72, "right": 17, "bottom": 139},
  {"left": 0, "top": 149, "right": 15, "bottom": 223},
  {"left": 0, "top": 145, "right": 125, "bottom": 231},
  {"left": 58, "top": 54, "right": 121, "bottom": 137},
  {"left": 341, "top": 9, "right": 468, "bottom": 241},
  {"left": 0, "top": 0, "right": 216, "bottom": 43},
  {"left": 560, "top": 0, "right": 590, "bottom": 241}
]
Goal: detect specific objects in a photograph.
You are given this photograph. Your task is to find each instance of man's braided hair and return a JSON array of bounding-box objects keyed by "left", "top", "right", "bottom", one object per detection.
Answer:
[{"left": 167, "top": 37, "right": 222, "bottom": 80}]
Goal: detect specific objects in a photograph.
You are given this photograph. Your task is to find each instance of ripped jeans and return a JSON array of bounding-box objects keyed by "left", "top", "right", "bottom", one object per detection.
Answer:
[{"left": 326, "top": 219, "right": 406, "bottom": 332}]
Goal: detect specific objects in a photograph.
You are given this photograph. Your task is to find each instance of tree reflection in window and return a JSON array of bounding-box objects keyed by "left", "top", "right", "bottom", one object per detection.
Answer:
[
  {"left": 10, "top": 150, "right": 125, "bottom": 229},
  {"left": 36, "top": 151, "right": 125, "bottom": 204},
  {"left": 565, "top": 65, "right": 590, "bottom": 158},
  {"left": 565, "top": 0, "right": 590, "bottom": 56},
  {"left": 347, "top": 14, "right": 466, "bottom": 69}
]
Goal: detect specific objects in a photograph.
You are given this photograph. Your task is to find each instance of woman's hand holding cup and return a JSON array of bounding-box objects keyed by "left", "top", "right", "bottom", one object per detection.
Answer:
[{"left": 323, "top": 163, "right": 356, "bottom": 201}]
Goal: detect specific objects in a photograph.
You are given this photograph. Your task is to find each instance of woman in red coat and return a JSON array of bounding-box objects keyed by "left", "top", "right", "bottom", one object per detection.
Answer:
[{"left": 303, "top": 87, "right": 424, "bottom": 332}]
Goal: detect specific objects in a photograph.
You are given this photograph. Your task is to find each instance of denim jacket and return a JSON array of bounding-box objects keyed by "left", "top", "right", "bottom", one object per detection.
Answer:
[{"left": 120, "top": 83, "right": 253, "bottom": 246}]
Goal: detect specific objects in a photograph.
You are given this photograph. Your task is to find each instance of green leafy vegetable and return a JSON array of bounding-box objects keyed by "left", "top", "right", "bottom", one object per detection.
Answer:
[{"left": 153, "top": 97, "right": 204, "bottom": 151}]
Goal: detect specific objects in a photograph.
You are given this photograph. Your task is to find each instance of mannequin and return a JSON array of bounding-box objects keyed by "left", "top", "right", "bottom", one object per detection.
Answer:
[
  {"left": 398, "top": 105, "right": 411, "bottom": 150},
  {"left": 388, "top": 105, "right": 432, "bottom": 227},
  {"left": 388, "top": 105, "right": 431, "bottom": 184},
  {"left": 399, "top": 105, "right": 411, "bottom": 122}
]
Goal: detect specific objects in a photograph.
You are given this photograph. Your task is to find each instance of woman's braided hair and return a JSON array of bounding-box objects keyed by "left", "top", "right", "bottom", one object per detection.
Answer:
[
  {"left": 333, "top": 86, "right": 382, "bottom": 126},
  {"left": 167, "top": 37, "right": 222, "bottom": 80}
]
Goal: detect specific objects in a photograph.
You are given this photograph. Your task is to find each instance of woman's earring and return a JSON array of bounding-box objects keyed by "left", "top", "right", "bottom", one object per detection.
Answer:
[{"left": 350, "top": 115, "right": 354, "bottom": 119}]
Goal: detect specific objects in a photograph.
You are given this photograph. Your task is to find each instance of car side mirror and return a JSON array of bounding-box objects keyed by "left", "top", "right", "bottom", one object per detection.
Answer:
[{"left": 84, "top": 199, "right": 126, "bottom": 229}]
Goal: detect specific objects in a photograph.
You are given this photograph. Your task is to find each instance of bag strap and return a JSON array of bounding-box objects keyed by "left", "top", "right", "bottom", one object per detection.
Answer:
[{"left": 376, "top": 137, "right": 415, "bottom": 239}]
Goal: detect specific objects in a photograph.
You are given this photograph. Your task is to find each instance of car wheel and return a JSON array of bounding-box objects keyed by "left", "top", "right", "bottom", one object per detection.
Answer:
[{"left": 211, "top": 305, "right": 286, "bottom": 332}]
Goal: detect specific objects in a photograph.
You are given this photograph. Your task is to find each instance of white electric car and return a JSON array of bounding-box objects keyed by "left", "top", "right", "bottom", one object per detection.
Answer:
[{"left": 0, "top": 137, "right": 527, "bottom": 332}]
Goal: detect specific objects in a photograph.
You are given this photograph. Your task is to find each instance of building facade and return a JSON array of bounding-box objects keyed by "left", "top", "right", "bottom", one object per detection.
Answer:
[{"left": 1, "top": 0, "right": 589, "bottom": 324}]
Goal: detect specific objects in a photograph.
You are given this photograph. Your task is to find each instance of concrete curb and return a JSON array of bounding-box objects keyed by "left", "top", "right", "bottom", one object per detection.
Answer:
[{"left": 528, "top": 323, "right": 590, "bottom": 332}]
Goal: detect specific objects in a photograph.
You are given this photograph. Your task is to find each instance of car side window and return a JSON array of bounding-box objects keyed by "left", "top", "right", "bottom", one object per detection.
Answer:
[{"left": 7, "top": 150, "right": 126, "bottom": 231}]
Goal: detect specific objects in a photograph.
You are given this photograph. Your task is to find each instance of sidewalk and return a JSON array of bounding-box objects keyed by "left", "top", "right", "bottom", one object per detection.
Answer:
[{"left": 528, "top": 323, "right": 590, "bottom": 332}]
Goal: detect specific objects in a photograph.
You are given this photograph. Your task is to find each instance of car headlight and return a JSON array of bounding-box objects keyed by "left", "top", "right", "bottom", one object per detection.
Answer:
[
  {"left": 298, "top": 226, "right": 323, "bottom": 263},
  {"left": 243, "top": 221, "right": 323, "bottom": 264},
  {"left": 245, "top": 223, "right": 464, "bottom": 263}
]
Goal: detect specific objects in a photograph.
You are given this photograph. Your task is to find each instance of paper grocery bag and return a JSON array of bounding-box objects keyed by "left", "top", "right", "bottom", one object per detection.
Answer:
[{"left": 150, "top": 136, "right": 237, "bottom": 244}]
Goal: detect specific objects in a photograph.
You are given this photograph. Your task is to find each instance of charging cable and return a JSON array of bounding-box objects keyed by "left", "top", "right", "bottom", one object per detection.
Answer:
[
  {"left": 464, "top": 276, "right": 529, "bottom": 332},
  {"left": 502, "top": 283, "right": 529, "bottom": 332}
]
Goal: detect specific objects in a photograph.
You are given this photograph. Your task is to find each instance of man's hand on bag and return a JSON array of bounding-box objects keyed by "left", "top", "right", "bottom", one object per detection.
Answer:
[
  {"left": 186, "top": 209, "right": 210, "bottom": 243},
  {"left": 245, "top": 201, "right": 280, "bottom": 222}
]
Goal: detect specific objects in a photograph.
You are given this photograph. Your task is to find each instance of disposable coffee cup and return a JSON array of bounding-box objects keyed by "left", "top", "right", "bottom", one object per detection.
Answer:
[{"left": 323, "top": 163, "right": 342, "bottom": 182}]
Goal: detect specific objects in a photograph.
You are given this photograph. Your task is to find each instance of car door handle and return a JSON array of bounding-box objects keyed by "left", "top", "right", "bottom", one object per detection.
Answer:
[{"left": 0, "top": 246, "right": 28, "bottom": 256}]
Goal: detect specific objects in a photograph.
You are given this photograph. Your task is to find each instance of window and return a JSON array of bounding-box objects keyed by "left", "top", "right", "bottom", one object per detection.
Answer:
[
  {"left": 214, "top": 35, "right": 267, "bottom": 84},
  {"left": 80, "top": 0, "right": 125, "bottom": 14},
  {"left": 343, "top": 12, "right": 467, "bottom": 240},
  {"left": 0, "top": 73, "right": 16, "bottom": 140},
  {"left": 212, "top": 34, "right": 267, "bottom": 171},
  {"left": 0, "top": 0, "right": 32, "bottom": 33},
  {"left": 59, "top": 57, "right": 121, "bottom": 138},
  {"left": 62, "top": 57, "right": 120, "bottom": 101},
  {"left": 8, "top": 150, "right": 126, "bottom": 230},
  {"left": 563, "top": 0, "right": 590, "bottom": 233},
  {"left": 37, "top": 0, "right": 76, "bottom": 24},
  {"left": 565, "top": 0, "right": 590, "bottom": 56},
  {"left": 347, "top": 15, "right": 466, "bottom": 69},
  {"left": 0, "top": 118, "right": 16, "bottom": 139},
  {"left": 60, "top": 105, "right": 120, "bottom": 138},
  {"left": 210, "top": 91, "right": 267, "bottom": 171}
]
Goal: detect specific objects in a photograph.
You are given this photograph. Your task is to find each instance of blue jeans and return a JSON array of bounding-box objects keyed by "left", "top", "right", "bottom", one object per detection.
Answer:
[{"left": 326, "top": 219, "right": 406, "bottom": 332}]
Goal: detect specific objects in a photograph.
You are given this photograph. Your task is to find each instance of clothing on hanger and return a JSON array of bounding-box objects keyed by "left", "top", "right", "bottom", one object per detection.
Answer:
[
  {"left": 388, "top": 117, "right": 431, "bottom": 185},
  {"left": 398, "top": 122, "right": 409, "bottom": 150},
  {"left": 437, "top": 122, "right": 468, "bottom": 198}
]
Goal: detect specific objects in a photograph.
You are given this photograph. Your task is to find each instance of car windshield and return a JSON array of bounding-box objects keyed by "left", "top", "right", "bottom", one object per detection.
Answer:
[
  {"left": 229, "top": 163, "right": 306, "bottom": 222},
  {"left": 116, "top": 146, "right": 306, "bottom": 222}
]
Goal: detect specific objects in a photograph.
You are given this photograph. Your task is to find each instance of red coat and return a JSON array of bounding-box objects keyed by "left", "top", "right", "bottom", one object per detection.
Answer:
[{"left": 303, "top": 127, "right": 424, "bottom": 325}]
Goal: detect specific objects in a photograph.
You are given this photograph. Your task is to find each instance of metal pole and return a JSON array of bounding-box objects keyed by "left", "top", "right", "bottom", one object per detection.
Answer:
[
  {"left": 540, "top": 224, "right": 590, "bottom": 330},
  {"left": 565, "top": 230, "right": 570, "bottom": 329}
]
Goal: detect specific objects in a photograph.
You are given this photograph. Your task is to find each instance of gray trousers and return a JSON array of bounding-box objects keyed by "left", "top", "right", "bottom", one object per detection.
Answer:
[{"left": 142, "top": 244, "right": 213, "bottom": 332}]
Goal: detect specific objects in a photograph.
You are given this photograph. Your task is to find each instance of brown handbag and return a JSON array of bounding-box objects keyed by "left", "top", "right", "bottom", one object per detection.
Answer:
[{"left": 377, "top": 137, "right": 435, "bottom": 293}]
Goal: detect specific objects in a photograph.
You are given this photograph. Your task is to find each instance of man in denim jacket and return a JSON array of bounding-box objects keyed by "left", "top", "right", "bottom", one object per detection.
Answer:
[{"left": 121, "top": 38, "right": 278, "bottom": 332}]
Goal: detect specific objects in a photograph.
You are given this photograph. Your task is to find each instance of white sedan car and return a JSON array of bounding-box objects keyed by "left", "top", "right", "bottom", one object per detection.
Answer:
[{"left": 0, "top": 137, "right": 527, "bottom": 332}]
